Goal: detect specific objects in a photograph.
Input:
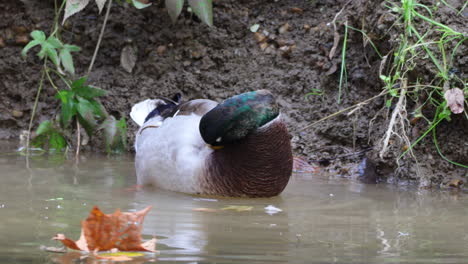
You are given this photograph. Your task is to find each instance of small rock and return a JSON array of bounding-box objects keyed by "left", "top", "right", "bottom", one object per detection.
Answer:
[
  {"left": 280, "top": 45, "right": 295, "bottom": 58},
  {"left": 156, "top": 45, "right": 167, "bottom": 55},
  {"left": 259, "top": 42, "right": 269, "bottom": 51},
  {"left": 303, "top": 24, "right": 311, "bottom": 32},
  {"left": 183, "top": 60, "right": 191, "bottom": 67},
  {"left": 279, "top": 23, "right": 290, "bottom": 34},
  {"left": 253, "top": 32, "right": 267, "bottom": 43},
  {"left": 0, "top": 37, "right": 5, "bottom": 48},
  {"left": 264, "top": 45, "right": 276, "bottom": 54},
  {"left": 276, "top": 39, "right": 287, "bottom": 47},
  {"left": 290, "top": 7, "right": 304, "bottom": 14},
  {"left": 261, "top": 30, "right": 270, "bottom": 37},
  {"left": 15, "top": 35, "right": 29, "bottom": 46},
  {"left": 12, "top": 110, "right": 23, "bottom": 118},
  {"left": 13, "top": 26, "right": 28, "bottom": 34},
  {"left": 191, "top": 50, "right": 203, "bottom": 60}
]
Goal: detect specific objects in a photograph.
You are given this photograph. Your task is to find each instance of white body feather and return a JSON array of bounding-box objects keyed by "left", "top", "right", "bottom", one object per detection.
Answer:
[{"left": 134, "top": 114, "right": 213, "bottom": 193}]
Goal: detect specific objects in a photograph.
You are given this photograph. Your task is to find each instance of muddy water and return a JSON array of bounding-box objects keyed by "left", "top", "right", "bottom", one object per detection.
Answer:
[{"left": 1, "top": 149, "right": 468, "bottom": 263}]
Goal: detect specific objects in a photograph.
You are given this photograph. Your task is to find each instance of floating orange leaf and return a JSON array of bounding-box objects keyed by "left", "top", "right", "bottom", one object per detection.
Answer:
[{"left": 53, "top": 206, "right": 155, "bottom": 252}]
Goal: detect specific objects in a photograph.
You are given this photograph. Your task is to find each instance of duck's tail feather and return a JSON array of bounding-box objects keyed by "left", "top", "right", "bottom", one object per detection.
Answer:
[{"left": 130, "top": 93, "right": 182, "bottom": 127}]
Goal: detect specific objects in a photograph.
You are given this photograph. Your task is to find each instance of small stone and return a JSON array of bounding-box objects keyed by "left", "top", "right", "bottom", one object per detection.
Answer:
[
  {"left": 156, "top": 45, "right": 167, "bottom": 55},
  {"left": 183, "top": 60, "right": 191, "bottom": 67},
  {"left": 15, "top": 35, "right": 29, "bottom": 45},
  {"left": 264, "top": 45, "right": 276, "bottom": 54},
  {"left": 259, "top": 42, "right": 269, "bottom": 51},
  {"left": 253, "top": 32, "right": 267, "bottom": 43},
  {"left": 13, "top": 26, "right": 28, "bottom": 34},
  {"left": 280, "top": 45, "right": 295, "bottom": 57},
  {"left": 0, "top": 37, "right": 5, "bottom": 48},
  {"left": 12, "top": 110, "right": 23, "bottom": 118},
  {"left": 303, "top": 24, "right": 311, "bottom": 31},
  {"left": 290, "top": 7, "right": 304, "bottom": 14},
  {"left": 279, "top": 23, "right": 290, "bottom": 34},
  {"left": 261, "top": 30, "right": 270, "bottom": 37},
  {"left": 276, "top": 38, "right": 287, "bottom": 47},
  {"left": 191, "top": 50, "right": 202, "bottom": 59}
]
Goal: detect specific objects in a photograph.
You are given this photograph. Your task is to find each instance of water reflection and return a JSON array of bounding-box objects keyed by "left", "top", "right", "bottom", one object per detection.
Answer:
[{"left": 0, "top": 146, "right": 468, "bottom": 263}]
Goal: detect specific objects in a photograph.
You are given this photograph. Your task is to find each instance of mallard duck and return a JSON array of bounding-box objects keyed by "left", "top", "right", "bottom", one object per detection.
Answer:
[{"left": 130, "top": 90, "right": 293, "bottom": 197}]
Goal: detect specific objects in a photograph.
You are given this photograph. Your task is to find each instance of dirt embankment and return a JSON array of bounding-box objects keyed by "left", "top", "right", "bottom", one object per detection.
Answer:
[{"left": 0, "top": 0, "right": 466, "bottom": 186}]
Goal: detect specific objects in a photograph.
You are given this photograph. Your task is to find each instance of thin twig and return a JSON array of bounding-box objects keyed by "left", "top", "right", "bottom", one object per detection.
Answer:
[
  {"left": 298, "top": 91, "right": 386, "bottom": 132},
  {"left": 26, "top": 62, "right": 47, "bottom": 155},
  {"left": 75, "top": 119, "right": 81, "bottom": 160},
  {"left": 88, "top": 0, "right": 112, "bottom": 75},
  {"left": 328, "top": 0, "right": 352, "bottom": 60}
]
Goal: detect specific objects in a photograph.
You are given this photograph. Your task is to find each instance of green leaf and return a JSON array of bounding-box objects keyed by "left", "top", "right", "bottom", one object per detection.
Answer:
[
  {"left": 21, "top": 40, "right": 41, "bottom": 58},
  {"left": 76, "top": 97, "right": 98, "bottom": 136},
  {"left": 60, "top": 48, "right": 75, "bottom": 74},
  {"left": 31, "top": 30, "right": 46, "bottom": 42},
  {"left": 64, "top": 44, "right": 81, "bottom": 52},
  {"left": 166, "top": 0, "right": 185, "bottom": 22},
  {"left": 36, "top": 120, "right": 53, "bottom": 136},
  {"left": 132, "top": 0, "right": 152, "bottom": 9},
  {"left": 63, "top": 0, "right": 90, "bottom": 24},
  {"left": 31, "top": 134, "right": 47, "bottom": 149},
  {"left": 74, "top": 85, "right": 107, "bottom": 99},
  {"left": 46, "top": 45, "right": 60, "bottom": 66},
  {"left": 46, "top": 36, "right": 63, "bottom": 49},
  {"left": 56, "top": 90, "right": 76, "bottom": 128},
  {"left": 49, "top": 132, "right": 67, "bottom": 150},
  {"left": 71, "top": 76, "right": 88, "bottom": 90},
  {"left": 188, "top": 0, "right": 213, "bottom": 26},
  {"left": 88, "top": 99, "right": 107, "bottom": 118}
]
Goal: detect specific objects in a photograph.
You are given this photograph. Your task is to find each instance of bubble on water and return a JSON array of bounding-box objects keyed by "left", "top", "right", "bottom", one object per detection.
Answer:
[{"left": 57, "top": 205, "right": 62, "bottom": 209}]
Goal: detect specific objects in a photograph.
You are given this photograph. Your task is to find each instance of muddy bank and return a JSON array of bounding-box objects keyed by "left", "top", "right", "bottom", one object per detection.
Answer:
[{"left": 0, "top": 0, "right": 466, "bottom": 186}]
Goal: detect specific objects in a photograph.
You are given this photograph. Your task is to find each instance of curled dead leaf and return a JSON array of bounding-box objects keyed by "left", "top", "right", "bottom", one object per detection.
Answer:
[
  {"left": 444, "top": 88, "right": 465, "bottom": 114},
  {"left": 53, "top": 206, "right": 155, "bottom": 252}
]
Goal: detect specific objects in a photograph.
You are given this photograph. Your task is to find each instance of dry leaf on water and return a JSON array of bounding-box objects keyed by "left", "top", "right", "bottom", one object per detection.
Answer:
[
  {"left": 221, "top": 205, "right": 253, "bottom": 212},
  {"left": 444, "top": 88, "right": 465, "bottom": 114},
  {"left": 53, "top": 206, "right": 156, "bottom": 252}
]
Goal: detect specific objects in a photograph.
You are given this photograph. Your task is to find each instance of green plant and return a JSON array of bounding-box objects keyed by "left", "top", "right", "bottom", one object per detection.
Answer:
[
  {"left": 64, "top": 0, "right": 214, "bottom": 26},
  {"left": 165, "top": 0, "right": 213, "bottom": 26},
  {"left": 379, "top": 0, "right": 467, "bottom": 168},
  {"left": 22, "top": 30, "right": 127, "bottom": 154}
]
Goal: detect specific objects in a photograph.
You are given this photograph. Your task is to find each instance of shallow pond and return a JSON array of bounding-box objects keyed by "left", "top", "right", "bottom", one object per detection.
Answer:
[{"left": 1, "top": 145, "right": 468, "bottom": 263}]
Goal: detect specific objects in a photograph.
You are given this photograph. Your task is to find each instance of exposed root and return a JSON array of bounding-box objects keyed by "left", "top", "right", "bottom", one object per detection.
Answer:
[{"left": 378, "top": 80, "right": 422, "bottom": 179}]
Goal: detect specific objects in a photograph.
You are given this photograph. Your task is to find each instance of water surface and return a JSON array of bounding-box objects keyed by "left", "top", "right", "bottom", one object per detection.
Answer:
[{"left": 1, "top": 145, "right": 468, "bottom": 263}]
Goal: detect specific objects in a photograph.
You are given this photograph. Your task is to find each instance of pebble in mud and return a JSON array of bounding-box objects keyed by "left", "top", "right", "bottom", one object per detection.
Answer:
[
  {"left": 12, "top": 110, "right": 23, "bottom": 118},
  {"left": 15, "top": 35, "right": 29, "bottom": 45}
]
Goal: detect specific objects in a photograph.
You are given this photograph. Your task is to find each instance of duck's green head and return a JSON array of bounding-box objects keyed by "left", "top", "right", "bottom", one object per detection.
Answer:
[{"left": 199, "top": 90, "right": 279, "bottom": 146}]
